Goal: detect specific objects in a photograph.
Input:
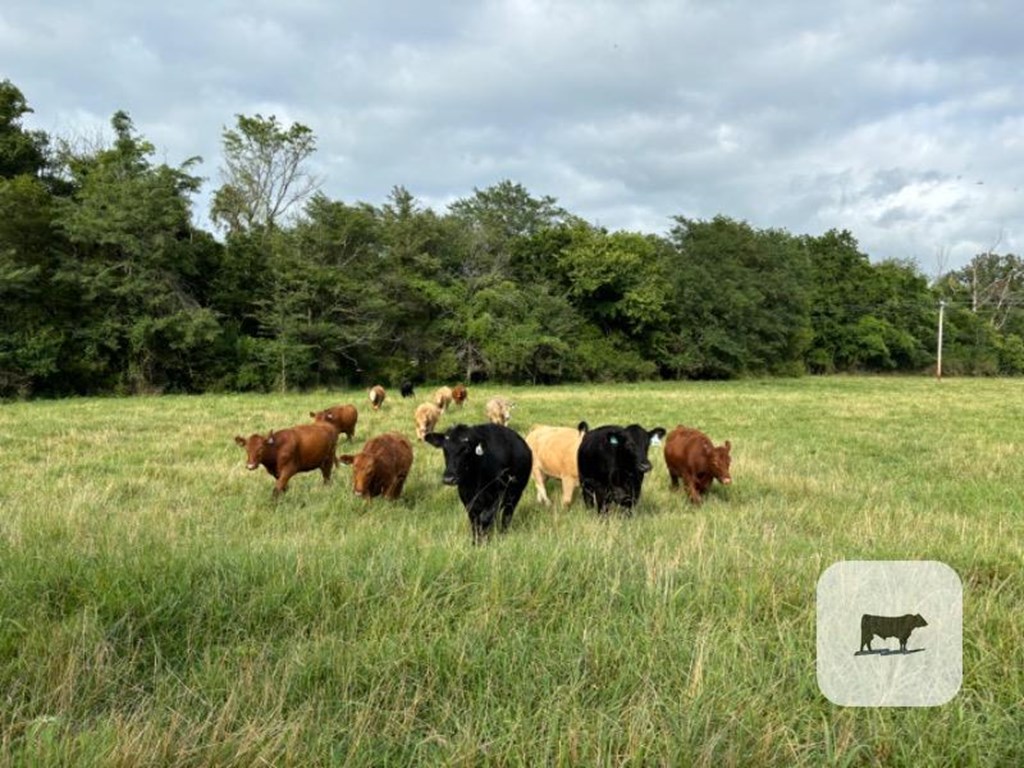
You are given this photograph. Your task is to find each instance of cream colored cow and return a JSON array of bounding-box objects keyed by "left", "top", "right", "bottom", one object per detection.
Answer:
[
  {"left": 524, "top": 425, "right": 584, "bottom": 507},
  {"left": 485, "top": 396, "right": 513, "bottom": 426},
  {"left": 433, "top": 386, "right": 454, "bottom": 411},
  {"left": 414, "top": 402, "right": 443, "bottom": 441}
]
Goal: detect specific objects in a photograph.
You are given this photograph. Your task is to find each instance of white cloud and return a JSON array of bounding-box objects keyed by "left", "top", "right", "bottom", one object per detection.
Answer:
[{"left": 1, "top": 0, "right": 1022, "bottom": 272}]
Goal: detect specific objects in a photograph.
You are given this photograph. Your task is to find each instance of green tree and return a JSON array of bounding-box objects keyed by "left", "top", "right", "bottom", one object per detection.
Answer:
[
  {"left": 666, "top": 216, "right": 812, "bottom": 378},
  {"left": 0, "top": 79, "right": 48, "bottom": 180},
  {"left": 53, "top": 111, "right": 221, "bottom": 393}
]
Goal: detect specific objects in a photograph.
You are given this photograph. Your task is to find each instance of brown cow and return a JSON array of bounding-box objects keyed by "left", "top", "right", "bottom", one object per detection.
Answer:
[
  {"left": 310, "top": 404, "right": 358, "bottom": 441},
  {"left": 485, "top": 396, "right": 513, "bottom": 426},
  {"left": 525, "top": 425, "right": 583, "bottom": 507},
  {"left": 663, "top": 426, "right": 732, "bottom": 504},
  {"left": 433, "top": 386, "right": 454, "bottom": 411},
  {"left": 368, "top": 385, "right": 386, "bottom": 411},
  {"left": 234, "top": 423, "right": 338, "bottom": 497},
  {"left": 414, "top": 402, "right": 443, "bottom": 441},
  {"left": 451, "top": 384, "right": 468, "bottom": 407},
  {"left": 337, "top": 432, "right": 414, "bottom": 499}
]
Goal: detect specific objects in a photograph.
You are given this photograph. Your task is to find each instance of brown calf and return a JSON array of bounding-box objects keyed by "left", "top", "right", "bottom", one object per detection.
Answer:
[
  {"left": 337, "top": 432, "right": 414, "bottom": 499},
  {"left": 451, "top": 384, "right": 468, "bottom": 407},
  {"left": 663, "top": 426, "right": 732, "bottom": 504},
  {"left": 235, "top": 423, "right": 339, "bottom": 497},
  {"left": 310, "top": 404, "right": 358, "bottom": 441}
]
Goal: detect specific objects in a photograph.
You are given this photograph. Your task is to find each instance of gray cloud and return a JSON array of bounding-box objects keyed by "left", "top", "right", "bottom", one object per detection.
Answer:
[{"left": 2, "top": 0, "right": 1022, "bottom": 273}]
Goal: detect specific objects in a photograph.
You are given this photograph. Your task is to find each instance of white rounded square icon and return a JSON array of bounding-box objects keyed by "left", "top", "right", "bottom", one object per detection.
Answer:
[{"left": 816, "top": 560, "right": 962, "bottom": 707}]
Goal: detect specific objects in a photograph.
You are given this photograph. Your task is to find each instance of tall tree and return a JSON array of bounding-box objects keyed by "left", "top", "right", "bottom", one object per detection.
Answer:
[
  {"left": 667, "top": 216, "right": 812, "bottom": 378},
  {"left": 0, "top": 79, "right": 48, "bottom": 180},
  {"left": 211, "top": 114, "right": 320, "bottom": 234},
  {"left": 53, "top": 111, "right": 221, "bottom": 393}
]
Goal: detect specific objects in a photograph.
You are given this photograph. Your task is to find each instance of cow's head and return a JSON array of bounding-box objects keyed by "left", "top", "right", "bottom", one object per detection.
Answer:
[
  {"left": 621, "top": 425, "right": 668, "bottom": 474},
  {"left": 310, "top": 408, "right": 332, "bottom": 424},
  {"left": 337, "top": 451, "right": 374, "bottom": 496},
  {"left": 234, "top": 432, "right": 275, "bottom": 470},
  {"left": 711, "top": 440, "right": 733, "bottom": 485},
  {"left": 424, "top": 425, "right": 483, "bottom": 486},
  {"left": 913, "top": 613, "right": 928, "bottom": 628}
]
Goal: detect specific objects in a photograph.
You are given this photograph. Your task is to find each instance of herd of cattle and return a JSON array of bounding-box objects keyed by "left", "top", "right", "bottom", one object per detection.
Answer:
[{"left": 234, "top": 383, "right": 732, "bottom": 541}]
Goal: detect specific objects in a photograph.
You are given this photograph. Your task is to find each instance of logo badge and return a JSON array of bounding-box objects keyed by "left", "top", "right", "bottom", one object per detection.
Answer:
[{"left": 817, "top": 561, "right": 962, "bottom": 707}]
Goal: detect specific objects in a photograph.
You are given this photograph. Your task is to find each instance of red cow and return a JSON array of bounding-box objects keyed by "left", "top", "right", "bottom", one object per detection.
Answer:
[
  {"left": 451, "top": 384, "right": 468, "bottom": 407},
  {"left": 368, "top": 385, "right": 386, "bottom": 411},
  {"left": 663, "top": 426, "right": 732, "bottom": 504},
  {"left": 337, "top": 432, "right": 414, "bottom": 499},
  {"left": 310, "top": 404, "right": 358, "bottom": 441},
  {"left": 235, "top": 424, "right": 339, "bottom": 497}
]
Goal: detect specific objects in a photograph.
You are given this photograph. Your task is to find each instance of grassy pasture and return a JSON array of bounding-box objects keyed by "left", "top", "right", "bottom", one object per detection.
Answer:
[{"left": 0, "top": 377, "right": 1021, "bottom": 766}]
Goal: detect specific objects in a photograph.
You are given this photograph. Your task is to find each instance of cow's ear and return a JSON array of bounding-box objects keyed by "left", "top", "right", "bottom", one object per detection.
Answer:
[
  {"left": 475, "top": 443, "right": 485, "bottom": 456},
  {"left": 234, "top": 435, "right": 246, "bottom": 447},
  {"left": 577, "top": 421, "right": 589, "bottom": 434},
  {"left": 424, "top": 433, "right": 446, "bottom": 448},
  {"left": 266, "top": 431, "right": 275, "bottom": 445},
  {"left": 724, "top": 440, "right": 732, "bottom": 452},
  {"left": 337, "top": 454, "right": 355, "bottom": 465},
  {"left": 649, "top": 427, "right": 666, "bottom": 446},
  {"left": 309, "top": 411, "right": 316, "bottom": 418}
]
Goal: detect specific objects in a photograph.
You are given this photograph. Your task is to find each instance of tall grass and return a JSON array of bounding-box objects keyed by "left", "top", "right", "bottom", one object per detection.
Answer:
[{"left": 0, "top": 378, "right": 1021, "bottom": 766}]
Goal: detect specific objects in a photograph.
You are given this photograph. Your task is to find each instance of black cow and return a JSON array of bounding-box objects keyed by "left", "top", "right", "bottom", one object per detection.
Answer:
[
  {"left": 425, "top": 423, "right": 532, "bottom": 542},
  {"left": 860, "top": 613, "right": 928, "bottom": 653},
  {"left": 400, "top": 380, "right": 415, "bottom": 398},
  {"left": 577, "top": 422, "right": 667, "bottom": 514}
]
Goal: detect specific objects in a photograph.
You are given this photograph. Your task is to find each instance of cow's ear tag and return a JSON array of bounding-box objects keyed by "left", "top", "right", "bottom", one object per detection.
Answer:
[
  {"left": 609, "top": 436, "right": 619, "bottom": 446},
  {"left": 650, "top": 435, "right": 662, "bottom": 446},
  {"left": 267, "top": 436, "right": 275, "bottom": 445},
  {"left": 475, "top": 443, "right": 484, "bottom": 456}
]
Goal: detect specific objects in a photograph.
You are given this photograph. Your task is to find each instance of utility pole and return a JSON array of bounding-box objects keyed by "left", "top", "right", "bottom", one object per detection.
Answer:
[{"left": 936, "top": 300, "right": 946, "bottom": 380}]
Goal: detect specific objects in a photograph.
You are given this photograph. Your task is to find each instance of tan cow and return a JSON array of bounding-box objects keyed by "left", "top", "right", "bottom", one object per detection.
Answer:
[
  {"left": 433, "top": 386, "right": 454, "bottom": 411},
  {"left": 368, "top": 385, "right": 386, "bottom": 410},
  {"left": 414, "top": 402, "right": 443, "bottom": 441},
  {"left": 525, "top": 425, "right": 584, "bottom": 507},
  {"left": 485, "top": 396, "right": 513, "bottom": 426}
]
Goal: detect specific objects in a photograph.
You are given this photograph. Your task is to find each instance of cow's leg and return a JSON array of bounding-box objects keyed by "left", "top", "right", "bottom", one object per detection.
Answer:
[
  {"left": 321, "top": 457, "right": 333, "bottom": 484},
  {"left": 274, "top": 469, "right": 295, "bottom": 497},
  {"left": 470, "top": 515, "right": 487, "bottom": 544},
  {"left": 669, "top": 472, "right": 679, "bottom": 489},
  {"left": 531, "top": 464, "right": 550, "bottom": 505},
  {"left": 387, "top": 474, "right": 408, "bottom": 500},
  {"left": 561, "top": 476, "right": 578, "bottom": 508}
]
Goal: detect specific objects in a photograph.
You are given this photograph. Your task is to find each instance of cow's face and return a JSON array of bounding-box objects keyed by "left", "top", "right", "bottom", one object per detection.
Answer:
[
  {"left": 621, "top": 425, "right": 668, "bottom": 474},
  {"left": 235, "top": 433, "right": 272, "bottom": 470},
  {"left": 425, "top": 426, "right": 483, "bottom": 486},
  {"left": 338, "top": 452, "right": 374, "bottom": 496},
  {"left": 711, "top": 441, "right": 732, "bottom": 485},
  {"left": 913, "top": 614, "right": 928, "bottom": 628}
]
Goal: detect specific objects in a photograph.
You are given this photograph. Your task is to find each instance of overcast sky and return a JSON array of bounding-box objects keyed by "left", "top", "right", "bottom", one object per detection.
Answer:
[{"left": 3, "top": 0, "right": 1021, "bottom": 273}]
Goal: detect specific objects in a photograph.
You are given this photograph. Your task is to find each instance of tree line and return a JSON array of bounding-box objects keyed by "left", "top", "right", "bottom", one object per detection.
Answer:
[{"left": 2, "top": 79, "right": 1023, "bottom": 398}]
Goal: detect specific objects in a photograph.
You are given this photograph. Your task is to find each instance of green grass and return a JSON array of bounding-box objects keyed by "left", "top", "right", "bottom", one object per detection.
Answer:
[{"left": 0, "top": 378, "right": 1021, "bottom": 766}]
